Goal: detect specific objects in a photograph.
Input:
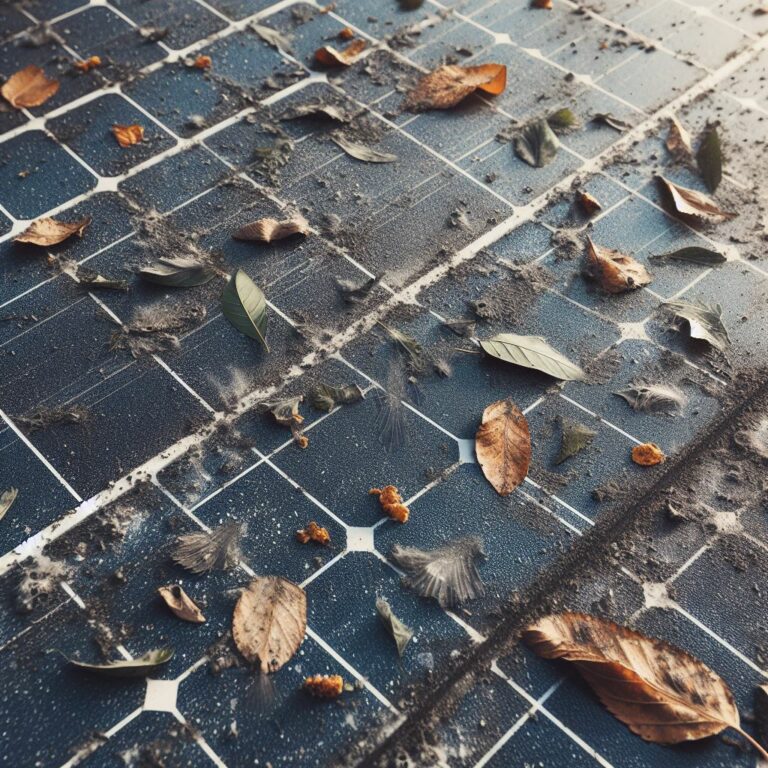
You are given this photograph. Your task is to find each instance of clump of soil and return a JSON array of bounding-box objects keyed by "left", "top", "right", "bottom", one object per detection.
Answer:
[
  {"left": 470, "top": 262, "right": 554, "bottom": 323},
  {"left": 111, "top": 303, "right": 206, "bottom": 358},
  {"left": 15, "top": 554, "right": 70, "bottom": 613}
]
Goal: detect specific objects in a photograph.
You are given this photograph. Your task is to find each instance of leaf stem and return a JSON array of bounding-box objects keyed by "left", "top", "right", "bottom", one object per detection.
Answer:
[
  {"left": 451, "top": 347, "right": 480, "bottom": 354},
  {"left": 734, "top": 726, "right": 768, "bottom": 761}
]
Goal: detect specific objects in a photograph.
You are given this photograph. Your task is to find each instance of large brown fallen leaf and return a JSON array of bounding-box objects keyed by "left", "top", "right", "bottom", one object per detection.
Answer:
[
  {"left": 584, "top": 237, "right": 652, "bottom": 294},
  {"left": 523, "top": 613, "right": 768, "bottom": 759},
  {"left": 475, "top": 399, "right": 531, "bottom": 496},
  {"left": 404, "top": 63, "right": 507, "bottom": 112},
  {"left": 657, "top": 176, "right": 735, "bottom": 224},
  {"left": 14, "top": 216, "right": 91, "bottom": 246},
  {"left": 232, "top": 576, "right": 307, "bottom": 673},
  {"left": 232, "top": 215, "right": 309, "bottom": 243},
  {"left": 1, "top": 65, "right": 59, "bottom": 108},
  {"left": 314, "top": 38, "right": 366, "bottom": 67},
  {"left": 112, "top": 124, "right": 144, "bottom": 147}
]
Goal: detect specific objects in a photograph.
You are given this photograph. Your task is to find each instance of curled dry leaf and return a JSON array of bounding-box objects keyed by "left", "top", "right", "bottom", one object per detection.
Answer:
[
  {"left": 331, "top": 133, "right": 397, "bottom": 163},
  {"left": 479, "top": 333, "right": 585, "bottom": 381},
  {"left": 14, "top": 216, "right": 91, "bottom": 246},
  {"left": 296, "top": 521, "right": 330, "bottom": 545},
  {"left": 666, "top": 116, "right": 692, "bottom": 160},
  {"left": 0, "top": 487, "right": 18, "bottom": 522},
  {"left": 158, "top": 584, "right": 206, "bottom": 623},
  {"left": 390, "top": 538, "right": 485, "bottom": 608},
  {"left": 631, "top": 442, "right": 665, "bottom": 466},
  {"left": 112, "top": 124, "right": 144, "bottom": 147},
  {"left": 2, "top": 65, "right": 59, "bottom": 108},
  {"left": 304, "top": 674, "right": 344, "bottom": 698},
  {"left": 656, "top": 176, "right": 735, "bottom": 225},
  {"left": 232, "top": 576, "right": 307, "bottom": 673},
  {"left": 376, "top": 597, "right": 413, "bottom": 656},
  {"left": 404, "top": 63, "right": 507, "bottom": 112},
  {"left": 476, "top": 399, "right": 531, "bottom": 496},
  {"left": 232, "top": 215, "right": 309, "bottom": 243},
  {"left": 138, "top": 256, "right": 217, "bottom": 287},
  {"left": 66, "top": 648, "right": 174, "bottom": 678},
  {"left": 369, "top": 485, "right": 410, "bottom": 523},
  {"left": 172, "top": 521, "right": 243, "bottom": 574},
  {"left": 315, "top": 38, "right": 367, "bottom": 67},
  {"left": 584, "top": 237, "right": 652, "bottom": 294},
  {"left": 577, "top": 191, "right": 602, "bottom": 217},
  {"left": 662, "top": 299, "right": 730, "bottom": 351},
  {"left": 522, "top": 613, "right": 767, "bottom": 754},
  {"left": 591, "top": 112, "right": 632, "bottom": 132}
]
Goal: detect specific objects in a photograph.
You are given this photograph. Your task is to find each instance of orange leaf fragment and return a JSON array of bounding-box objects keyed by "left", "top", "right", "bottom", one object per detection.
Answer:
[
  {"left": 369, "top": 485, "right": 410, "bottom": 523},
  {"left": 338, "top": 27, "right": 355, "bottom": 40},
  {"left": 404, "top": 63, "right": 507, "bottom": 111},
  {"left": 296, "top": 521, "right": 331, "bottom": 545},
  {"left": 631, "top": 443, "right": 665, "bottom": 466},
  {"left": 303, "top": 674, "right": 344, "bottom": 698},
  {"left": 74, "top": 56, "right": 102, "bottom": 72},
  {"left": 112, "top": 124, "right": 144, "bottom": 147},
  {"left": 584, "top": 237, "right": 651, "bottom": 294},
  {"left": 314, "top": 38, "right": 367, "bottom": 67},
  {"left": 1, "top": 65, "right": 59, "bottom": 109},
  {"left": 194, "top": 54, "right": 212, "bottom": 69},
  {"left": 14, "top": 216, "right": 92, "bottom": 246},
  {"left": 475, "top": 399, "right": 530, "bottom": 496}
]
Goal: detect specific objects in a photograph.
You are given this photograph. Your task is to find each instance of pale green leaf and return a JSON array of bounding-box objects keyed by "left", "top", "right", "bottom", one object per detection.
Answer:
[
  {"left": 221, "top": 270, "right": 269, "bottom": 352},
  {"left": 479, "top": 333, "right": 585, "bottom": 381},
  {"left": 651, "top": 247, "right": 726, "bottom": 266},
  {"left": 696, "top": 124, "right": 722, "bottom": 193},
  {"left": 66, "top": 648, "right": 174, "bottom": 677}
]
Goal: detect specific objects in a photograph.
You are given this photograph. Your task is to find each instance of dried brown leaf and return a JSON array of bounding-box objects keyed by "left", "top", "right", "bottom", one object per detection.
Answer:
[
  {"left": 158, "top": 584, "right": 206, "bottom": 623},
  {"left": 523, "top": 613, "right": 764, "bottom": 752},
  {"left": 666, "top": 117, "right": 692, "bottom": 160},
  {"left": 112, "top": 124, "right": 144, "bottom": 147},
  {"left": 232, "top": 576, "right": 307, "bottom": 673},
  {"left": 1, "top": 65, "right": 59, "bottom": 108},
  {"left": 577, "top": 191, "right": 602, "bottom": 217},
  {"left": 404, "top": 63, "right": 507, "bottom": 112},
  {"left": 14, "top": 216, "right": 91, "bottom": 246},
  {"left": 314, "top": 38, "right": 367, "bottom": 67},
  {"left": 0, "top": 487, "right": 18, "bottom": 522},
  {"left": 584, "top": 237, "right": 652, "bottom": 293},
  {"left": 232, "top": 215, "right": 309, "bottom": 243},
  {"left": 475, "top": 399, "right": 531, "bottom": 496},
  {"left": 657, "top": 176, "right": 735, "bottom": 224}
]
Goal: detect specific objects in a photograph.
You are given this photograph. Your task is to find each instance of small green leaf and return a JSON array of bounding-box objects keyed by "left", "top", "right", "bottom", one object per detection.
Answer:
[
  {"left": 547, "top": 107, "right": 578, "bottom": 133},
  {"left": 651, "top": 247, "right": 726, "bottom": 266},
  {"left": 479, "top": 333, "right": 585, "bottom": 381},
  {"left": 66, "top": 648, "right": 174, "bottom": 678},
  {"left": 696, "top": 124, "right": 722, "bottom": 193},
  {"left": 662, "top": 299, "right": 730, "bottom": 351},
  {"left": 555, "top": 419, "right": 596, "bottom": 465},
  {"left": 0, "top": 487, "right": 18, "bottom": 522},
  {"left": 376, "top": 597, "right": 414, "bottom": 656},
  {"left": 139, "top": 256, "right": 217, "bottom": 288},
  {"left": 221, "top": 270, "right": 269, "bottom": 352},
  {"left": 514, "top": 119, "right": 560, "bottom": 167}
]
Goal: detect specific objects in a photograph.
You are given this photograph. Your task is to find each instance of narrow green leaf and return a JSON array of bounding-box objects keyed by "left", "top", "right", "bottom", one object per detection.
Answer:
[
  {"left": 651, "top": 247, "right": 726, "bottom": 266},
  {"left": 139, "top": 256, "right": 217, "bottom": 288},
  {"left": 66, "top": 648, "right": 174, "bottom": 678},
  {"left": 376, "top": 597, "right": 414, "bottom": 656},
  {"left": 221, "top": 270, "right": 269, "bottom": 352},
  {"left": 514, "top": 119, "right": 560, "bottom": 167},
  {"left": 696, "top": 124, "right": 722, "bottom": 193},
  {"left": 479, "top": 333, "right": 585, "bottom": 381}
]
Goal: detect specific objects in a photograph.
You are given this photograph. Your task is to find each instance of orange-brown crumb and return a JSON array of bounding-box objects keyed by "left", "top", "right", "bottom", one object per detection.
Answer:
[
  {"left": 369, "top": 485, "right": 410, "bottom": 523},
  {"left": 74, "top": 55, "right": 101, "bottom": 72},
  {"left": 194, "top": 55, "right": 212, "bottom": 69},
  {"left": 112, "top": 124, "right": 144, "bottom": 147},
  {"left": 296, "top": 521, "right": 331, "bottom": 545},
  {"left": 304, "top": 674, "right": 344, "bottom": 698},
  {"left": 338, "top": 26, "right": 354, "bottom": 40},
  {"left": 632, "top": 443, "right": 665, "bottom": 466}
]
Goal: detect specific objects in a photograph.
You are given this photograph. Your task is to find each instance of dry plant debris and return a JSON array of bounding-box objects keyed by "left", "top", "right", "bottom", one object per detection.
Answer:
[
  {"left": 138, "top": 256, "right": 217, "bottom": 287},
  {"left": 524, "top": 613, "right": 768, "bottom": 759},
  {"left": 73, "top": 56, "right": 101, "bottom": 73},
  {"left": 309, "top": 382, "right": 364, "bottom": 412},
  {"left": 0, "top": 487, "right": 18, "bottom": 523},
  {"left": 1, "top": 65, "right": 59, "bottom": 108},
  {"left": 656, "top": 176, "right": 735, "bottom": 224},
  {"left": 14, "top": 216, "right": 91, "bottom": 246},
  {"left": 666, "top": 116, "right": 692, "bottom": 160},
  {"left": 404, "top": 63, "right": 507, "bottom": 111},
  {"left": 232, "top": 576, "right": 307, "bottom": 673},
  {"left": 232, "top": 215, "right": 309, "bottom": 242},
  {"left": 475, "top": 399, "right": 531, "bottom": 496},
  {"left": 157, "top": 584, "right": 206, "bottom": 623},
  {"left": 631, "top": 443, "right": 666, "bottom": 466},
  {"left": 296, "top": 521, "right": 330, "bottom": 545},
  {"left": 376, "top": 597, "right": 413, "bottom": 656},
  {"left": 651, "top": 247, "right": 725, "bottom": 266},
  {"left": 172, "top": 521, "right": 243, "bottom": 574},
  {"left": 112, "top": 124, "right": 144, "bottom": 147},
  {"left": 66, "top": 648, "right": 174, "bottom": 678},
  {"left": 193, "top": 54, "right": 212, "bottom": 69},
  {"left": 303, "top": 674, "right": 344, "bottom": 698},
  {"left": 267, "top": 396, "right": 308, "bottom": 448},
  {"left": 584, "top": 238, "right": 652, "bottom": 294},
  {"left": 555, "top": 419, "right": 596, "bottom": 464},
  {"left": 577, "top": 191, "right": 602, "bottom": 216},
  {"left": 662, "top": 299, "right": 730, "bottom": 351},
  {"left": 514, "top": 118, "right": 560, "bottom": 168},
  {"left": 369, "top": 485, "right": 410, "bottom": 523},
  {"left": 331, "top": 133, "right": 397, "bottom": 163},
  {"left": 696, "top": 123, "right": 722, "bottom": 193},
  {"left": 314, "top": 38, "right": 367, "bottom": 67}
]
